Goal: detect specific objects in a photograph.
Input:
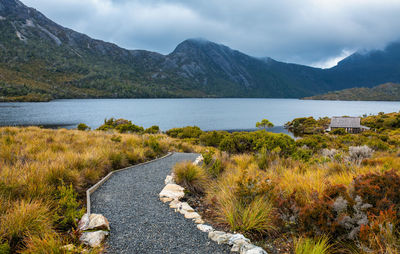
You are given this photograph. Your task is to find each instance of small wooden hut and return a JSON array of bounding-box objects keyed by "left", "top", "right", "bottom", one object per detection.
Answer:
[{"left": 327, "top": 117, "right": 370, "bottom": 134}]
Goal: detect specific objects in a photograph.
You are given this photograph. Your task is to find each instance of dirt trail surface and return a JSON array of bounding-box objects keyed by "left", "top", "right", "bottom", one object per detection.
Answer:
[{"left": 91, "top": 153, "right": 230, "bottom": 254}]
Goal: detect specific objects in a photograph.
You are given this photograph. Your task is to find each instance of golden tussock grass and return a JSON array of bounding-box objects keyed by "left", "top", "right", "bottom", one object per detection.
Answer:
[{"left": 0, "top": 126, "right": 197, "bottom": 253}]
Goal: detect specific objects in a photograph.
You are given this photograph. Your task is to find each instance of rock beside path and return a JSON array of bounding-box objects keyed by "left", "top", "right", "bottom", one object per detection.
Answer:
[
  {"left": 80, "top": 231, "right": 109, "bottom": 248},
  {"left": 79, "top": 213, "right": 110, "bottom": 231}
]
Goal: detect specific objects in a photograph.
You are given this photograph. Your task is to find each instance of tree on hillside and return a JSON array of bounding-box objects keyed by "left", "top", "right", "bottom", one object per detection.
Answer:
[{"left": 256, "top": 119, "right": 274, "bottom": 130}]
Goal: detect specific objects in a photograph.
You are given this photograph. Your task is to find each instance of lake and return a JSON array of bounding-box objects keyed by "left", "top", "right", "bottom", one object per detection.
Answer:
[{"left": 1, "top": 99, "right": 399, "bottom": 132}]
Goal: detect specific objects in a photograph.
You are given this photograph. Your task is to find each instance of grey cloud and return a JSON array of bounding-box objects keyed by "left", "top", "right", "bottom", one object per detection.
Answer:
[{"left": 22, "top": 0, "right": 400, "bottom": 67}]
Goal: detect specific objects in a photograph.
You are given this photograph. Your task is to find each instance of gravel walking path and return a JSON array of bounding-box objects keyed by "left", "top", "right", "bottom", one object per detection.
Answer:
[{"left": 91, "top": 153, "right": 231, "bottom": 254}]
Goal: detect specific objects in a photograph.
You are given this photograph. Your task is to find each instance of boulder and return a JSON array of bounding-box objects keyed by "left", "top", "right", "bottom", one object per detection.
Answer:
[
  {"left": 79, "top": 213, "right": 110, "bottom": 231},
  {"left": 159, "top": 184, "right": 184, "bottom": 200},
  {"left": 80, "top": 231, "right": 109, "bottom": 248}
]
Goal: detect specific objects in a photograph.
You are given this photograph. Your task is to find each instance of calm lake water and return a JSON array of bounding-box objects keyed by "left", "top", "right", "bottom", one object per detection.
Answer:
[{"left": 1, "top": 99, "right": 399, "bottom": 132}]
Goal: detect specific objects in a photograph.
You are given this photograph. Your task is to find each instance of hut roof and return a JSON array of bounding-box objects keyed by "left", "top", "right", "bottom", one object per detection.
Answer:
[{"left": 330, "top": 117, "right": 361, "bottom": 128}]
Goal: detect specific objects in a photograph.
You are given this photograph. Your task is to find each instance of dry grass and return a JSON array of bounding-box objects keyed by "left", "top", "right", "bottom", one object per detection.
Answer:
[
  {"left": 173, "top": 161, "right": 208, "bottom": 195},
  {"left": 200, "top": 142, "right": 400, "bottom": 252},
  {"left": 0, "top": 126, "right": 197, "bottom": 253}
]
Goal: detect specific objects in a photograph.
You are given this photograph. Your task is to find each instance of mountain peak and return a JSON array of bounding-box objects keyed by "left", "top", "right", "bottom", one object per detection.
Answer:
[{"left": 171, "top": 38, "right": 233, "bottom": 56}]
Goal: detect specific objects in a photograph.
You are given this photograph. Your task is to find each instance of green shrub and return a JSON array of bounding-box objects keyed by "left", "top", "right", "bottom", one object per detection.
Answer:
[
  {"left": 202, "top": 150, "right": 215, "bottom": 166},
  {"left": 199, "top": 131, "right": 228, "bottom": 147},
  {"left": 331, "top": 128, "right": 346, "bottom": 135},
  {"left": 97, "top": 118, "right": 144, "bottom": 133},
  {"left": 55, "top": 184, "right": 84, "bottom": 230},
  {"left": 285, "top": 117, "right": 330, "bottom": 136},
  {"left": 77, "top": 123, "right": 90, "bottom": 131},
  {"left": 292, "top": 148, "right": 313, "bottom": 162},
  {"left": 145, "top": 136, "right": 163, "bottom": 154},
  {"left": 166, "top": 126, "right": 203, "bottom": 139},
  {"left": 144, "top": 125, "right": 160, "bottom": 134}
]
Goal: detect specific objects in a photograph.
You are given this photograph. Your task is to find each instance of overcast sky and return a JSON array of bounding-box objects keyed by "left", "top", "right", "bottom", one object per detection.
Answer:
[{"left": 22, "top": 0, "right": 400, "bottom": 68}]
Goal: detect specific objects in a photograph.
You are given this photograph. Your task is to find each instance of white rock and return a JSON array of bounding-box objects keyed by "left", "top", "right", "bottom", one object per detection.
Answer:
[
  {"left": 197, "top": 224, "right": 213, "bottom": 233},
  {"left": 194, "top": 218, "right": 205, "bottom": 224},
  {"left": 179, "top": 202, "right": 194, "bottom": 212},
  {"left": 164, "top": 175, "right": 175, "bottom": 185},
  {"left": 159, "top": 184, "right": 184, "bottom": 200},
  {"left": 231, "top": 244, "right": 240, "bottom": 252},
  {"left": 160, "top": 197, "right": 173, "bottom": 203},
  {"left": 79, "top": 213, "right": 110, "bottom": 231},
  {"left": 78, "top": 213, "right": 90, "bottom": 231},
  {"left": 229, "top": 234, "right": 250, "bottom": 246},
  {"left": 193, "top": 155, "right": 204, "bottom": 165},
  {"left": 86, "top": 214, "right": 110, "bottom": 231},
  {"left": 209, "top": 231, "right": 225, "bottom": 241},
  {"left": 240, "top": 244, "right": 268, "bottom": 254},
  {"left": 169, "top": 200, "right": 181, "bottom": 209},
  {"left": 80, "top": 231, "right": 109, "bottom": 247},
  {"left": 208, "top": 231, "right": 233, "bottom": 244},
  {"left": 231, "top": 239, "right": 252, "bottom": 253},
  {"left": 184, "top": 211, "right": 201, "bottom": 219}
]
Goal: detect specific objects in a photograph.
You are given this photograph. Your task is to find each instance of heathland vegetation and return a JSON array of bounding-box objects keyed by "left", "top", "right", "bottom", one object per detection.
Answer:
[
  {"left": 0, "top": 125, "right": 198, "bottom": 253},
  {"left": 1, "top": 112, "right": 400, "bottom": 253},
  {"left": 171, "top": 112, "right": 400, "bottom": 253}
]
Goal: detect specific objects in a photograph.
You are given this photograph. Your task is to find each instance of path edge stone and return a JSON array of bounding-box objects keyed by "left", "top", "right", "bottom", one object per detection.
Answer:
[{"left": 159, "top": 155, "right": 268, "bottom": 254}]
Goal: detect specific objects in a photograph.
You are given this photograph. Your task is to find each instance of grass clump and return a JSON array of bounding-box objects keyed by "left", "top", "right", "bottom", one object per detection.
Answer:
[
  {"left": 173, "top": 162, "right": 208, "bottom": 195},
  {"left": 0, "top": 200, "right": 53, "bottom": 249},
  {"left": 294, "top": 236, "right": 332, "bottom": 254}
]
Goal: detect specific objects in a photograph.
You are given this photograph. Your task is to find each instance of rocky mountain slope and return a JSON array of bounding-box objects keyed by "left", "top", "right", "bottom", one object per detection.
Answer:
[{"left": 1, "top": 0, "right": 400, "bottom": 101}]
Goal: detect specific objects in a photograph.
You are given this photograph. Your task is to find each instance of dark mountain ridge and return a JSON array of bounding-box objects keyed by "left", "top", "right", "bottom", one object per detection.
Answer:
[{"left": 1, "top": 0, "right": 400, "bottom": 101}]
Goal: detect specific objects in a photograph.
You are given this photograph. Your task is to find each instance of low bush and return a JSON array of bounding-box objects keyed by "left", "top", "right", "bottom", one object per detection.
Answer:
[
  {"left": 199, "top": 131, "right": 228, "bottom": 147},
  {"left": 331, "top": 128, "right": 346, "bottom": 135},
  {"left": 348, "top": 145, "right": 373, "bottom": 164},
  {"left": 97, "top": 118, "right": 144, "bottom": 133},
  {"left": 144, "top": 125, "right": 160, "bottom": 134},
  {"left": 55, "top": 184, "right": 84, "bottom": 230},
  {"left": 166, "top": 126, "right": 203, "bottom": 139},
  {"left": 353, "top": 170, "right": 400, "bottom": 214},
  {"left": 77, "top": 123, "right": 90, "bottom": 131}
]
